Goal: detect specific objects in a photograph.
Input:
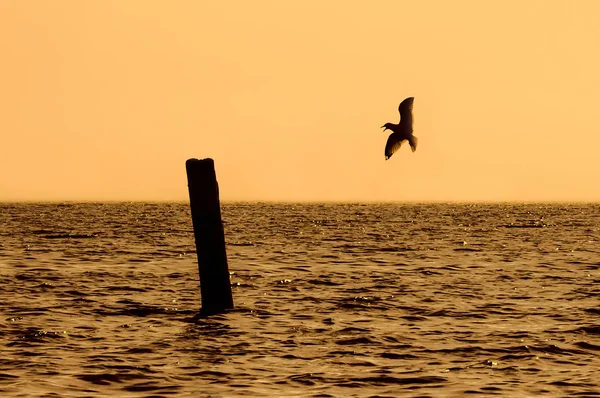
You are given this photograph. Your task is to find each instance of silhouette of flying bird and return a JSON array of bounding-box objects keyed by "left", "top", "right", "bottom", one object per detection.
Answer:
[{"left": 381, "top": 97, "right": 418, "bottom": 160}]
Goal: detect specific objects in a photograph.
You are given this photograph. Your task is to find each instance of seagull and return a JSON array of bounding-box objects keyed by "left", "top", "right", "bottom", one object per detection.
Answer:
[{"left": 381, "top": 97, "right": 418, "bottom": 160}]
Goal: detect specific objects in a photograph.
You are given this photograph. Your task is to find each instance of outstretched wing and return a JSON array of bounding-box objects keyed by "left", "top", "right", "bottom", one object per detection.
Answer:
[
  {"left": 408, "top": 135, "right": 418, "bottom": 152},
  {"left": 398, "top": 97, "right": 414, "bottom": 121},
  {"left": 384, "top": 134, "right": 406, "bottom": 160}
]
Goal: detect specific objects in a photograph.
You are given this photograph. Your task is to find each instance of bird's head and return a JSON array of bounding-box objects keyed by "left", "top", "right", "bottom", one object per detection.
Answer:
[{"left": 381, "top": 123, "right": 394, "bottom": 131}]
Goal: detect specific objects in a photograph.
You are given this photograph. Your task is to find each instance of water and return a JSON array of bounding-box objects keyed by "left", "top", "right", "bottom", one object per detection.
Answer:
[{"left": 1, "top": 202, "right": 599, "bottom": 397}]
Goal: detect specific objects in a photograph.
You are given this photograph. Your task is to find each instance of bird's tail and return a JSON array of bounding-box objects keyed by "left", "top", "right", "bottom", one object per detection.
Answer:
[{"left": 408, "top": 135, "right": 418, "bottom": 152}]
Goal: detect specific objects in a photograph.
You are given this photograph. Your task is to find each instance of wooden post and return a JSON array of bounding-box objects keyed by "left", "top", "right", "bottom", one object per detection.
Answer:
[{"left": 185, "top": 158, "right": 233, "bottom": 315}]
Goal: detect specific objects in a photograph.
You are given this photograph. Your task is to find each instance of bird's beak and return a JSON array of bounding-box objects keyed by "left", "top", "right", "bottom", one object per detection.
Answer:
[{"left": 381, "top": 125, "right": 387, "bottom": 131}]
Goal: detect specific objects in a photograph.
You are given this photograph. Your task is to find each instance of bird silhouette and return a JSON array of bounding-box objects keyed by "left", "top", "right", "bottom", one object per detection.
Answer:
[{"left": 381, "top": 97, "right": 418, "bottom": 160}]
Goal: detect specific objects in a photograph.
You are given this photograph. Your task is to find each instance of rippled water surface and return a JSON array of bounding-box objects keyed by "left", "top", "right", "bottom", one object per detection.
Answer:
[{"left": 1, "top": 202, "right": 600, "bottom": 397}]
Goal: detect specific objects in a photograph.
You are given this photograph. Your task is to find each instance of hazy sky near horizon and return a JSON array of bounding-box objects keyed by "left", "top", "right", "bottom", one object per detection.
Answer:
[{"left": 2, "top": 1, "right": 600, "bottom": 202}]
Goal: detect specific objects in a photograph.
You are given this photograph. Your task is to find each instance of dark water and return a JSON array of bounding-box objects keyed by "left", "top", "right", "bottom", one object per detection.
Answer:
[{"left": 1, "top": 202, "right": 600, "bottom": 397}]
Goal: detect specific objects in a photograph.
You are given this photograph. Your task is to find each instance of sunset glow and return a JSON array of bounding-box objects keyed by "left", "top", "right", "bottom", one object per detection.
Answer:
[{"left": 2, "top": 1, "right": 599, "bottom": 201}]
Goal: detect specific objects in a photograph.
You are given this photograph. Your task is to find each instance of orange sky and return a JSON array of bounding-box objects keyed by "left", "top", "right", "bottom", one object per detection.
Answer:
[{"left": 1, "top": 1, "right": 599, "bottom": 202}]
